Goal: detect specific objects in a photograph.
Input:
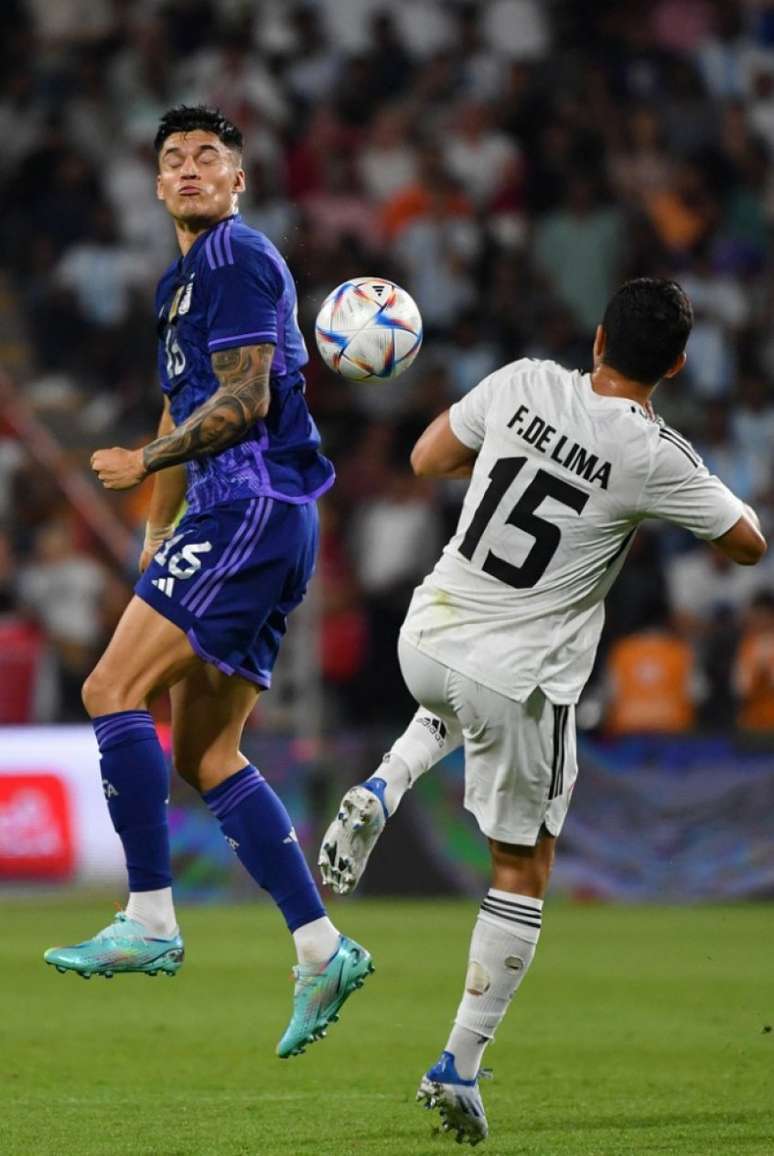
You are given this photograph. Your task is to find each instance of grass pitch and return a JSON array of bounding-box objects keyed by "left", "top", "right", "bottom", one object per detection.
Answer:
[{"left": 0, "top": 898, "right": 772, "bottom": 1155}]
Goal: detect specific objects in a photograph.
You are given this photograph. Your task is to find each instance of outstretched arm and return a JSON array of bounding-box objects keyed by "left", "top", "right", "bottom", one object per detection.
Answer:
[
  {"left": 410, "top": 410, "right": 477, "bottom": 479},
  {"left": 91, "top": 343, "right": 274, "bottom": 490},
  {"left": 711, "top": 504, "right": 767, "bottom": 565}
]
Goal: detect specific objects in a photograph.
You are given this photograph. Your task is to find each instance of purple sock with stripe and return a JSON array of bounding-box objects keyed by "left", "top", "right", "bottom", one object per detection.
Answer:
[
  {"left": 202, "top": 766, "right": 325, "bottom": 932},
  {"left": 92, "top": 710, "right": 171, "bottom": 892}
]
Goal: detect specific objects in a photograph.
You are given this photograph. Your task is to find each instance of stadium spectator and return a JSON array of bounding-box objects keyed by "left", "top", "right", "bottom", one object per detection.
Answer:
[
  {"left": 533, "top": 175, "right": 625, "bottom": 336},
  {"left": 665, "top": 546, "right": 768, "bottom": 640},
  {"left": 54, "top": 204, "right": 147, "bottom": 330},
  {"left": 392, "top": 174, "right": 480, "bottom": 332},
  {"left": 734, "top": 590, "right": 774, "bottom": 732},
  {"left": 604, "top": 622, "right": 697, "bottom": 734},
  {"left": 17, "top": 519, "right": 110, "bottom": 719},
  {"left": 442, "top": 100, "right": 520, "bottom": 207},
  {"left": 357, "top": 105, "right": 418, "bottom": 204}
]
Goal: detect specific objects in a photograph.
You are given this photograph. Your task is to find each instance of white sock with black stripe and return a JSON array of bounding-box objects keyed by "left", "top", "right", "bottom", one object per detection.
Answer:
[{"left": 444, "top": 890, "right": 543, "bottom": 1080}]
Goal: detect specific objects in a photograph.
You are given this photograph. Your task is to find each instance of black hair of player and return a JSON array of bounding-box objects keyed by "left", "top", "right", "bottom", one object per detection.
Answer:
[
  {"left": 154, "top": 105, "right": 243, "bottom": 157},
  {"left": 601, "top": 278, "right": 693, "bottom": 385}
]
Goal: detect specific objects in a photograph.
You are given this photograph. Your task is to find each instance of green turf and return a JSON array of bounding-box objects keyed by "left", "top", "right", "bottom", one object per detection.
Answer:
[{"left": 0, "top": 899, "right": 772, "bottom": 1155}]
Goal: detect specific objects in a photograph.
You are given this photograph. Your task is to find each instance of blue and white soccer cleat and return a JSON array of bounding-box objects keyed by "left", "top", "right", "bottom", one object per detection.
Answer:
[
  {"left": 276, "top": 934, "right": 374, "bottom": 1058},
  {"left": 417, "top": 1051, "right": 491, "bottom": 1146},
  {"left": 43, "top": 911, "right": 184, "bottom": 979},
  {"left": 318, "top": 781, "right": 387, "bottom": 894}
]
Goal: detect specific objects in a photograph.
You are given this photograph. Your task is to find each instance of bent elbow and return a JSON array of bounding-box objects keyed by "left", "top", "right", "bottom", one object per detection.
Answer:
[
  {"left": 410, "top": 447, "right": 429, "bottom": 476},
  {"left": 734, "top": 534, "right": 767, "bottom": 565},
  {"left": 739, "top": 540, "right": 767, "bottom": 565}
]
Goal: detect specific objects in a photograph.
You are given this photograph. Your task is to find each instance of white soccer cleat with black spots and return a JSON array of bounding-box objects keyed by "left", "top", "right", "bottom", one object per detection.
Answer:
[{"left": 318, "top": 782, "right": 387, "bottom": 895}]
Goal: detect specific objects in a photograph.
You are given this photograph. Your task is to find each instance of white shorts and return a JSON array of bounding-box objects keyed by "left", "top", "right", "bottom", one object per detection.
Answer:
[{"left": 398, "top": 634, "right": 578, "bottom": 845}]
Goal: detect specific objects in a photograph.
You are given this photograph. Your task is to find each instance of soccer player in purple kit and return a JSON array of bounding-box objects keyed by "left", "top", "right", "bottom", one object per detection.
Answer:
[{"left": 43, "top": 106, "right": 373, "bottom": 1058}]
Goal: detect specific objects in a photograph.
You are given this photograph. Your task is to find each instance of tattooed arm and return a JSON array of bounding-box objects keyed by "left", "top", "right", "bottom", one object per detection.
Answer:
[
  {"left": 142, "top": 343, "right": 274, "bottom": 474},
  {"left": 91, "top": 344, "right": 274, "bottom": 491}
]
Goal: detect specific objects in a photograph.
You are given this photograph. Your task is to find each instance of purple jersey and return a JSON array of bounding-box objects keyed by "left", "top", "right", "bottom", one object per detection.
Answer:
[{"left": 155, "top": 214, "right": 334, "bottom": 513}]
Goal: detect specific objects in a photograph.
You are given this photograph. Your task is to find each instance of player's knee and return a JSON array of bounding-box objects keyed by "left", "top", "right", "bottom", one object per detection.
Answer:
[
  {"left": 81, "top": 665, "right": 134, "bottom": 717},
  {"left": 489, "top": 837, "right": 552, "bottom": 897},
  {"left": 81, "top": 667, "right": 112, "bottom": 717}
]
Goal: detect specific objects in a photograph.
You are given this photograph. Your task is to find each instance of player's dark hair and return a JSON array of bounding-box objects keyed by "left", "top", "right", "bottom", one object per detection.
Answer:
[
  {"left": 601, "top": 278, "right": 693, "bottom": 385},
  {"left": 154, "top": 105, "right": 243, "bottom": 156}
]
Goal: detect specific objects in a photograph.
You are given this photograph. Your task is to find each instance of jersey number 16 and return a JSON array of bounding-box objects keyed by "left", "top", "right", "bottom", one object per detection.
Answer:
[{"left": 459, "top": 457, "right": 588, "bottom": 589}]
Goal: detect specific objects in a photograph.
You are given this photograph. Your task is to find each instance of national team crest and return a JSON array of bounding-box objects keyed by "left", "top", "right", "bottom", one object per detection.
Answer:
[{"left": 169, "top": 275, "right": 194, "bottom": 321}]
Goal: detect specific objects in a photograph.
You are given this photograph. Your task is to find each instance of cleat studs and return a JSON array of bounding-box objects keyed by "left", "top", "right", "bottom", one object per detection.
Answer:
[
  {"left": 56, "top": 966, "right": 66, "bottom": 974},
  {"left": 80, "top": 973, "right": 92, "bottom": 980},
  {"left": 103, "top": 971, "right": 113, "bottom": 979}
]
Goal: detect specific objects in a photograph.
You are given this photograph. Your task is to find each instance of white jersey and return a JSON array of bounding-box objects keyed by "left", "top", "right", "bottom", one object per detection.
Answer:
[{"left": 401, "top": 358, "right": 744, "bottom": 704}]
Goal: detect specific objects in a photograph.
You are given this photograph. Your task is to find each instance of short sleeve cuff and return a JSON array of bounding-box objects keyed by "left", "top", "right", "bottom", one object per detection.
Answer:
[
  {"left": 702, "top": 497, "right": 745, "bottom": 541},
  {"left": 449, "top": 401, "right": 482, "bottom": 451},
  {"left": 208, "top": 330, "right": 277, "bottom": 352}
]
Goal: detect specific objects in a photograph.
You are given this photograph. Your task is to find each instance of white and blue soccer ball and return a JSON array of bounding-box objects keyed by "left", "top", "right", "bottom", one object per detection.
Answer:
[{"left": 314, "top": 277, "right": 423, "bottom": 382}]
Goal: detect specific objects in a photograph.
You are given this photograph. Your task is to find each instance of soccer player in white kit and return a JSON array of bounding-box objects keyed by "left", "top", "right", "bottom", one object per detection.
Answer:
[{"left": 319, "top": 279, "right": 767, "bottom": 1144}]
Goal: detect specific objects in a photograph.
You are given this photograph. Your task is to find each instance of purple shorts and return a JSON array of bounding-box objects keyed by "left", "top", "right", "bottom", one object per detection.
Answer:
[{"left": 136, "top": 496, "right": 318, "bottom": 688}]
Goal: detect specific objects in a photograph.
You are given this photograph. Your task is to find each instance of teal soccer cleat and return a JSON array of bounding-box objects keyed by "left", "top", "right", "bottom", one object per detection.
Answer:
[
  {"left": 276, "top": 935, "right": 374, "bottom": 1058},
  {"left": 44, "top": 911, "right": 184, "bottom": 979}
]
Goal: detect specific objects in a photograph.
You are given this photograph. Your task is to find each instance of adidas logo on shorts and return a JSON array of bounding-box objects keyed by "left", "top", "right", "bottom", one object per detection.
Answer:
[{"left": 152, "top": 576, "right": 176, "bottom": 597}]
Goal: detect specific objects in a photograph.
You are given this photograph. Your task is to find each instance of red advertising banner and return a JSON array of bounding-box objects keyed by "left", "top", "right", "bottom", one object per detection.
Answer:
[{"left": 0, "top": 773, "right": 74, "bottom": 879}]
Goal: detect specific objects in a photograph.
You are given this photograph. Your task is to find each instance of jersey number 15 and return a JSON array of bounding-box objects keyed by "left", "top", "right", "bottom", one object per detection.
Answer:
[{"left": 459, "top": 457, "right": 588, "bottom": 589}]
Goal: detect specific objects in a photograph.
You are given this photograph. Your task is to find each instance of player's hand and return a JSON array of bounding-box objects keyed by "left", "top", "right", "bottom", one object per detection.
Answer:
[
  {"left": 91, "top": 447, "right": 147, "bottom": 491},
  {"left": 139, "top": 523, "right": 175, "bottom": 574},
  {"left": 138, "top": 545, "right": 155, "bottom": 574}
]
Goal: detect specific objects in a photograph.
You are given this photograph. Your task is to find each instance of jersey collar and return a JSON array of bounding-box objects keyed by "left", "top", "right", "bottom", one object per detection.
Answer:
[
  {"left": 179, "top": 213, "right": 240, "bottom": 272},
  {"left": 581, "top": 373, "right": 649, "bottom": 418}
]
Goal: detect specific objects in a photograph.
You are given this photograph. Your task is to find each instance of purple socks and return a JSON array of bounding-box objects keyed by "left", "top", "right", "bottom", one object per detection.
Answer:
[
  {"left": 202, "top": 765, "right": 326, "bottom": 932},
  {"left": 92, "top": 710, "right": 171, "bottom": 891}
]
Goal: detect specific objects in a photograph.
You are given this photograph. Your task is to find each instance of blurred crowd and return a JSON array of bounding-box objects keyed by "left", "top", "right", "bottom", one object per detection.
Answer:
[{"left": 0, "top": 0, "right": 773, "bottom": 733}]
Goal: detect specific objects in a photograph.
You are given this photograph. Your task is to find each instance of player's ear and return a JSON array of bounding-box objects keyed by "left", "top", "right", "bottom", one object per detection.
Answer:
[
  {"left": 592, "top": 325, "right": 605, "bottom": 366},
  {"left": 664, "top": 350, "right": 687, "bottom": 379},
  {"left": 156, "top": 172, "right": 164, "bottom": 201},
  {"left": 234, "top": 166, "right": 246, "bottom": 195}
]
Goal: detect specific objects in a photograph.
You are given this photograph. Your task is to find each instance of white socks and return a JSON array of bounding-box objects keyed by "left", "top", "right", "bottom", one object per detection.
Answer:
[
  {"left": 126, "top": 887, "right": 178, "bottom": 939},
  {"left": 370, "top": 708, "right": 462, "bottom": 814},
  {"left": 446, "top": 890, "right": 543, "bottom": 1079},
  {"left": 293, "top": 915, "right": 341, "bottom": 965},
  {"left": 127, "top": 892, "right": 340, "bottom": 966}
]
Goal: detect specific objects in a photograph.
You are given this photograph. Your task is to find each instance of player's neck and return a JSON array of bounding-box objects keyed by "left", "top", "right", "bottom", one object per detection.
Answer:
[
  {"left": 173, "top": 211, "right": 234, "bottom": 256},
  {"left": 590, "top": 364, "right": 654, "bottom": 407}
]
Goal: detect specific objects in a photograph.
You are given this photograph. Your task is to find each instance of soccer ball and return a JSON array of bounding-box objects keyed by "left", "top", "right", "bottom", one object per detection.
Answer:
[{"left": 314, "top": 277, "right": 423, "bottom": 382}]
